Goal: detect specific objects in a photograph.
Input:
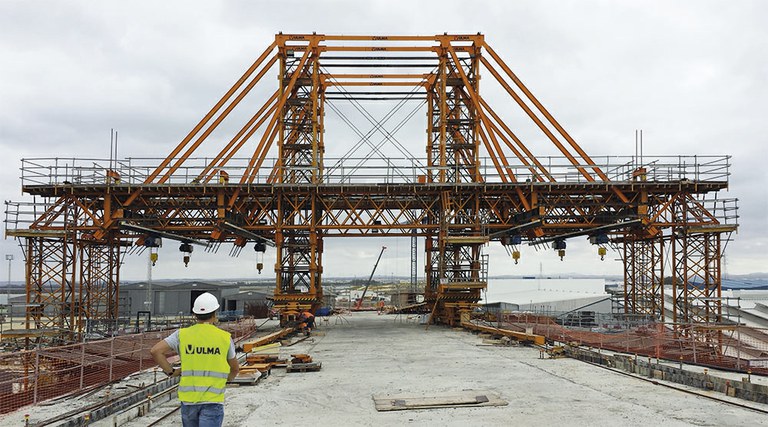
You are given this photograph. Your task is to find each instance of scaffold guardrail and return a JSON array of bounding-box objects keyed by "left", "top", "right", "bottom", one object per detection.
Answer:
[
  {"left": 0, "top": 319, "right": 257, "bottom": 414},
  {"left": 4, "top": 164, "right": 739, "bottom": 234},
  {"left": 18, "top": 155, "right": 731, "bottom": 187}
]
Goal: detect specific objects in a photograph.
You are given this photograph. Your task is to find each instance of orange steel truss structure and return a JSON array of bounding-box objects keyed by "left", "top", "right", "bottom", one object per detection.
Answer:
[{"left": 5, "top": 33, "right": 738, "bottom": 345}]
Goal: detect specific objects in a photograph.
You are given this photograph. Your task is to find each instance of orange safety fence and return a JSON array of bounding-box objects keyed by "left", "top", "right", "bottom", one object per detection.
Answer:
[
  {"left": 498, "top": 313, "right": 768, "bottom": 375},
  {"left": 0, "top": 319, "right": 257, "bottom": 414}
]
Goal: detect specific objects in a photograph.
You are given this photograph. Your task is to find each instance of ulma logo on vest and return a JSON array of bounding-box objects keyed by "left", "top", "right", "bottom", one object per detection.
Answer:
[{"left": 185, "top": 344, "right": 222, "bottom": 355}]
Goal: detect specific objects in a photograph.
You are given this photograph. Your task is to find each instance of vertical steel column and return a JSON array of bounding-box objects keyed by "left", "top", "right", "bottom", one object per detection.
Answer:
[
  {"left": 668, "top": 193, "right": 724, "bottom": 354},
  {"left": 25, "top": 234, "right": 77, "bottom": 345},
  {"left": 672, "top": 232, "right": 723, "bottom": 326},
  {"left": 425, "top": 37, "right": 486, "bottom": 325},
  {"left": 622, "top": 236, "right": 664, "bottom": 321},
  {"left": 273, "top": 36, "right": 324, "bottom": 317},
  {"left": 79, "top": 238, "right": 120, "bottom": 338},
  {"left": 410, "top": 230, "right": 417, "bottom": 294}
]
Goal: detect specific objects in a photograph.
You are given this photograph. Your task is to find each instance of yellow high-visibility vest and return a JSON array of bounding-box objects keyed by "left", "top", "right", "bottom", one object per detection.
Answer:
[{"left": 178, "top": 323, "right": 232, "bottom": 403}]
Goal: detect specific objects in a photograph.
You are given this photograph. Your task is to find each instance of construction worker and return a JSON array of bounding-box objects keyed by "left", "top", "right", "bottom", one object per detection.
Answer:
[
  {"left": 150, "top": 292, "right": 239, "bottom": 427},
  {"left": 298, "top": 310, "right": 315, "bottom": 335}
]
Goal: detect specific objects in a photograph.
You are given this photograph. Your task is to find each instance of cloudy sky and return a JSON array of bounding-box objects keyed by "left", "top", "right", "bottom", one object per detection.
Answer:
[{"left": 0, "top": 0, "right": 765, "bottom": 282}]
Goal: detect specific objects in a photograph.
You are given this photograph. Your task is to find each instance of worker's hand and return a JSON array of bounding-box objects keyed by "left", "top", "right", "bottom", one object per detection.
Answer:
[{"left": 171, "top": 368, "right": 181, "bottom": 378}]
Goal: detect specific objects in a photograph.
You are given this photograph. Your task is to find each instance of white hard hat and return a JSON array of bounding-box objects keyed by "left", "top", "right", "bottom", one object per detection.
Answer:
[{"left": 192, "top": 292, "right": 220, "bottom": 314}]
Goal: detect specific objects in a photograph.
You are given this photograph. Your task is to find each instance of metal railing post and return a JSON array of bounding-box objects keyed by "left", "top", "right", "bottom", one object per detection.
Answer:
[
  {"left": 736, "top": 325, "right": 741, "bottom": 370},
  {"left": 109, "top": 337, "right": 114, "bottom": 382},
  {"left": 692, "top": 333, "right": 697, "bottom": 363},
  {"left": 33, "top": 350, "right": 39, "bottom": 404},
  {"left": 80, "top": 342, "right": 85, "bottom": 390}
]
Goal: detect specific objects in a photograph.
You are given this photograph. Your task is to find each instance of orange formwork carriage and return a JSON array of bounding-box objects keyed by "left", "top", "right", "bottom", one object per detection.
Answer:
[{"left": 6, "top": 33, "right": 737, "bottom": 344}]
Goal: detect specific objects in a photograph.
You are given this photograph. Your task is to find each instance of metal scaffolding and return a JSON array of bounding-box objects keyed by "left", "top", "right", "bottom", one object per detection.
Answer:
[{"left": 4, "top": 33, "right": 737, "bottom": 346}]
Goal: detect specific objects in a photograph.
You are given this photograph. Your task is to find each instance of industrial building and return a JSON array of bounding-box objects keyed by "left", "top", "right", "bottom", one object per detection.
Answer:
[
  {"left": 485, "top": 278, "right": 611, "bottom": 313},
  {"left": 117, "top": 280, "right": 264, "bottom": 316},
  {"left": 120, "top": 281, "right": 226, "bottom": 317}
]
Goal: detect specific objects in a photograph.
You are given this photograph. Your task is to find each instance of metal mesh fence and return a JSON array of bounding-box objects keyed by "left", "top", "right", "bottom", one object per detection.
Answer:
[
  {"left": 0, "top": 319, "right": 257, "bottom": 414},
  {"left": 499, "top": 313, "right": 768, "bottom": 375}
]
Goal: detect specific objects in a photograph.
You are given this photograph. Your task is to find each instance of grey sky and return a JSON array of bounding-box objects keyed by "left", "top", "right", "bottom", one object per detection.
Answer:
[{"left": 0, "top": 0, "right": 765, "bottom": 281}]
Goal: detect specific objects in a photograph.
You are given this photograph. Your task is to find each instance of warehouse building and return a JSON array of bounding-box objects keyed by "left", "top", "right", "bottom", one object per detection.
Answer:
[{"left": 118, "top": 281, "right": 270, "bottom": 317}]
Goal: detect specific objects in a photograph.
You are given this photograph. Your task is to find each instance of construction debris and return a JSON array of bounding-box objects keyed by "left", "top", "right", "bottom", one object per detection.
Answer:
[
  {"left": 545, "top": 346, "right": 566, "bottom": 359},
  {"left": 462, "top": 320, "right": 545, "bottom": 345}
]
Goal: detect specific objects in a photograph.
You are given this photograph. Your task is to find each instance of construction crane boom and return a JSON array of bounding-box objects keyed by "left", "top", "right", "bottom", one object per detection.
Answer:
[{"left": 355, "top": 246, "right": 386, "bottom": 310}]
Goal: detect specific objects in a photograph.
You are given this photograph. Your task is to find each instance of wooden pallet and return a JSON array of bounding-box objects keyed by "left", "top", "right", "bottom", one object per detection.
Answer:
[
  {"left": 243, "top": 363, "right": 272, "bottom": 371},
  {"left": 228, "top": 373, "right": 261, "bottom": 386},
  {"left": 246, "top": 356, "right": 286, "bottom": 368},
  {"left": 290, "top": 354, "right": 312, "bottom": 363},
  {"left": 286, "top": 362, "right": 322, "bottom": 373},
  {"left": 246, "top": 354, "right": 282, "bottom": 364}
]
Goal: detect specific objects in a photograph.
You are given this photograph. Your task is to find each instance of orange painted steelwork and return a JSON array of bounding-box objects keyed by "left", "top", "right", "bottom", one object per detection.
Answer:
[{"left": 6, "top": 34, "right": 737, "bottom": 346}]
